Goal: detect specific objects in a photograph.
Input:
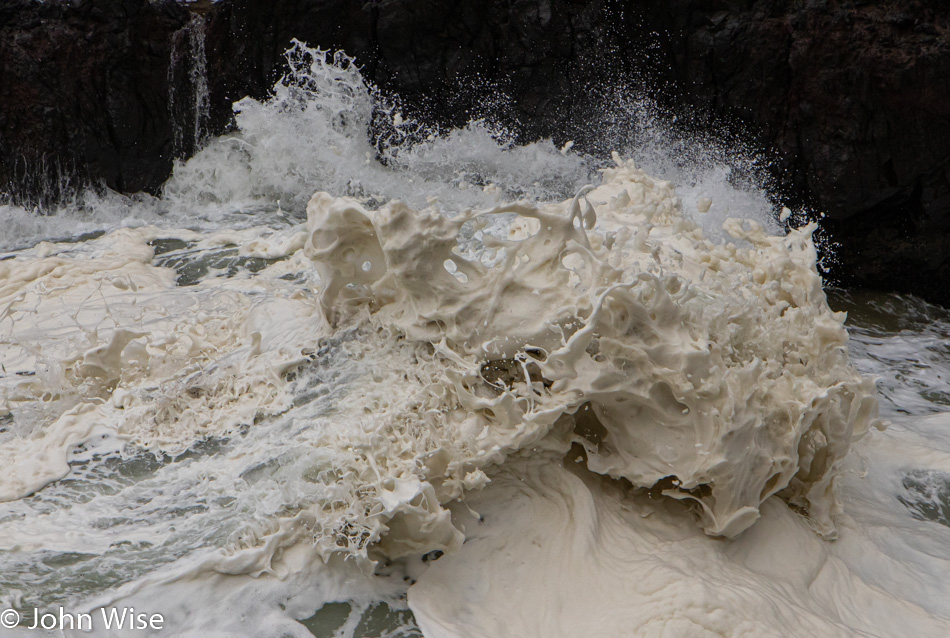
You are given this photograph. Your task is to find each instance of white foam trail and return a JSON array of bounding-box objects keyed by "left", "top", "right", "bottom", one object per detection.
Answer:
[{"left": 830, "top": 290, "right": 950, "bottom": 419}]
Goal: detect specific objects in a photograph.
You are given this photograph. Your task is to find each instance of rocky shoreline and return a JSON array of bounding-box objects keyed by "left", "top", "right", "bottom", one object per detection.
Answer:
[{"left": 1, "top": 0, "right": 948, "bottom": 305}]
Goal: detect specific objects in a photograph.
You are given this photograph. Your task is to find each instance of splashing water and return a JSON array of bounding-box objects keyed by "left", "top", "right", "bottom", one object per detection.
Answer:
[
  {"left": 168, "top": 13, "right": 211, "bottom": 158},
  {"left": 1, "top": 42, "right": 949, "bottom": 638}
]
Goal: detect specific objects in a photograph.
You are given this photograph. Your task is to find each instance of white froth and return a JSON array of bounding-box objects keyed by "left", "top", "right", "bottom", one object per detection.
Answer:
[
  {"left": 303, "top": 155, "right": 877, "bottom": 539},
  {"left": 5, "top": 41, "right": 950, "bottom": 638},
  {"left": 409, "top": 438, "right": 950, "bottom": 638},
  {"left": 0, "top": 148, "right": 887, "bottom": 636}
]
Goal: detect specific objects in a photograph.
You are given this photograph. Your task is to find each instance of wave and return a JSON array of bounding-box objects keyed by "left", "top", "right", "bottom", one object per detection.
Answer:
[{"left": 6, "top": 42, "right": 950, "bottom": 638}]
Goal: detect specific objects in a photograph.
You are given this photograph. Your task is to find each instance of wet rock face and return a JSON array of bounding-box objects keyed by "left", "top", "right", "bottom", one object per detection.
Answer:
[
  {"left": 1, "top": 0, "right": 948, "bottom": 305},
  {"left": 629, "top": 0, "right": 950, "bottom": 304},
  {"left": 0, "top": 0, "right": 195, "bottom": 201}
]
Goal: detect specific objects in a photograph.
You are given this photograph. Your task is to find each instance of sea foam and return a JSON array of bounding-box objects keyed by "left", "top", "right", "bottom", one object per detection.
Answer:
[{"left": 6, "top": 41, "right": 942, "bottom": 638}]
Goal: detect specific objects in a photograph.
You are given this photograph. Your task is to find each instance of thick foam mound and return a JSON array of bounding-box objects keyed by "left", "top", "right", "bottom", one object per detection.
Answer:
[
  {"left": 304, "top": 154, "right": 878, "bottom": 539},
  {"left": 0, "top": 155, "right": 877, "bottom": 623}
]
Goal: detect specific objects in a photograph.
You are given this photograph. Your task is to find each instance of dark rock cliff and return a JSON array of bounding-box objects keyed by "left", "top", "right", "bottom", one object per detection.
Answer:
[
  {"left": 0, "top": 0, "right": 192, "bottom": 199},
  {"left": 630, "top": 0, "right": 950, "bottom": 308},
  {"left": 1, "top": 0, "right": 948, "bottom": 305}
]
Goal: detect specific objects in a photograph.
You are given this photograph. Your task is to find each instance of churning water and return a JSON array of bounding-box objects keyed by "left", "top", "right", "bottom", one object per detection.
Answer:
[{"left": 1, "top": 42, "right": 949, "bottom": 638}]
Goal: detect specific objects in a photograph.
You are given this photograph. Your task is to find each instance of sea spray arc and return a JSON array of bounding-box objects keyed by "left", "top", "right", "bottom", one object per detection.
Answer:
[
  {"left": 304, "top": 155, "right": 879, "bottom": 539},
  {"left": 161, "top": 39, "right": 597, "bottom": 221}
]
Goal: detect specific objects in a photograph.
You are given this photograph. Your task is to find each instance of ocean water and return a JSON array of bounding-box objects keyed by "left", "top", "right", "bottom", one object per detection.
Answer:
[{"left": 1, "top": 43, "right": 949, "bottom": 638}]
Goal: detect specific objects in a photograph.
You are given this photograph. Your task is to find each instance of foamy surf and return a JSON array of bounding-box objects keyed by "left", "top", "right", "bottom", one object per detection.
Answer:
[{"left": 1, "top": 42, "right": 949, "bottom": 638}]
